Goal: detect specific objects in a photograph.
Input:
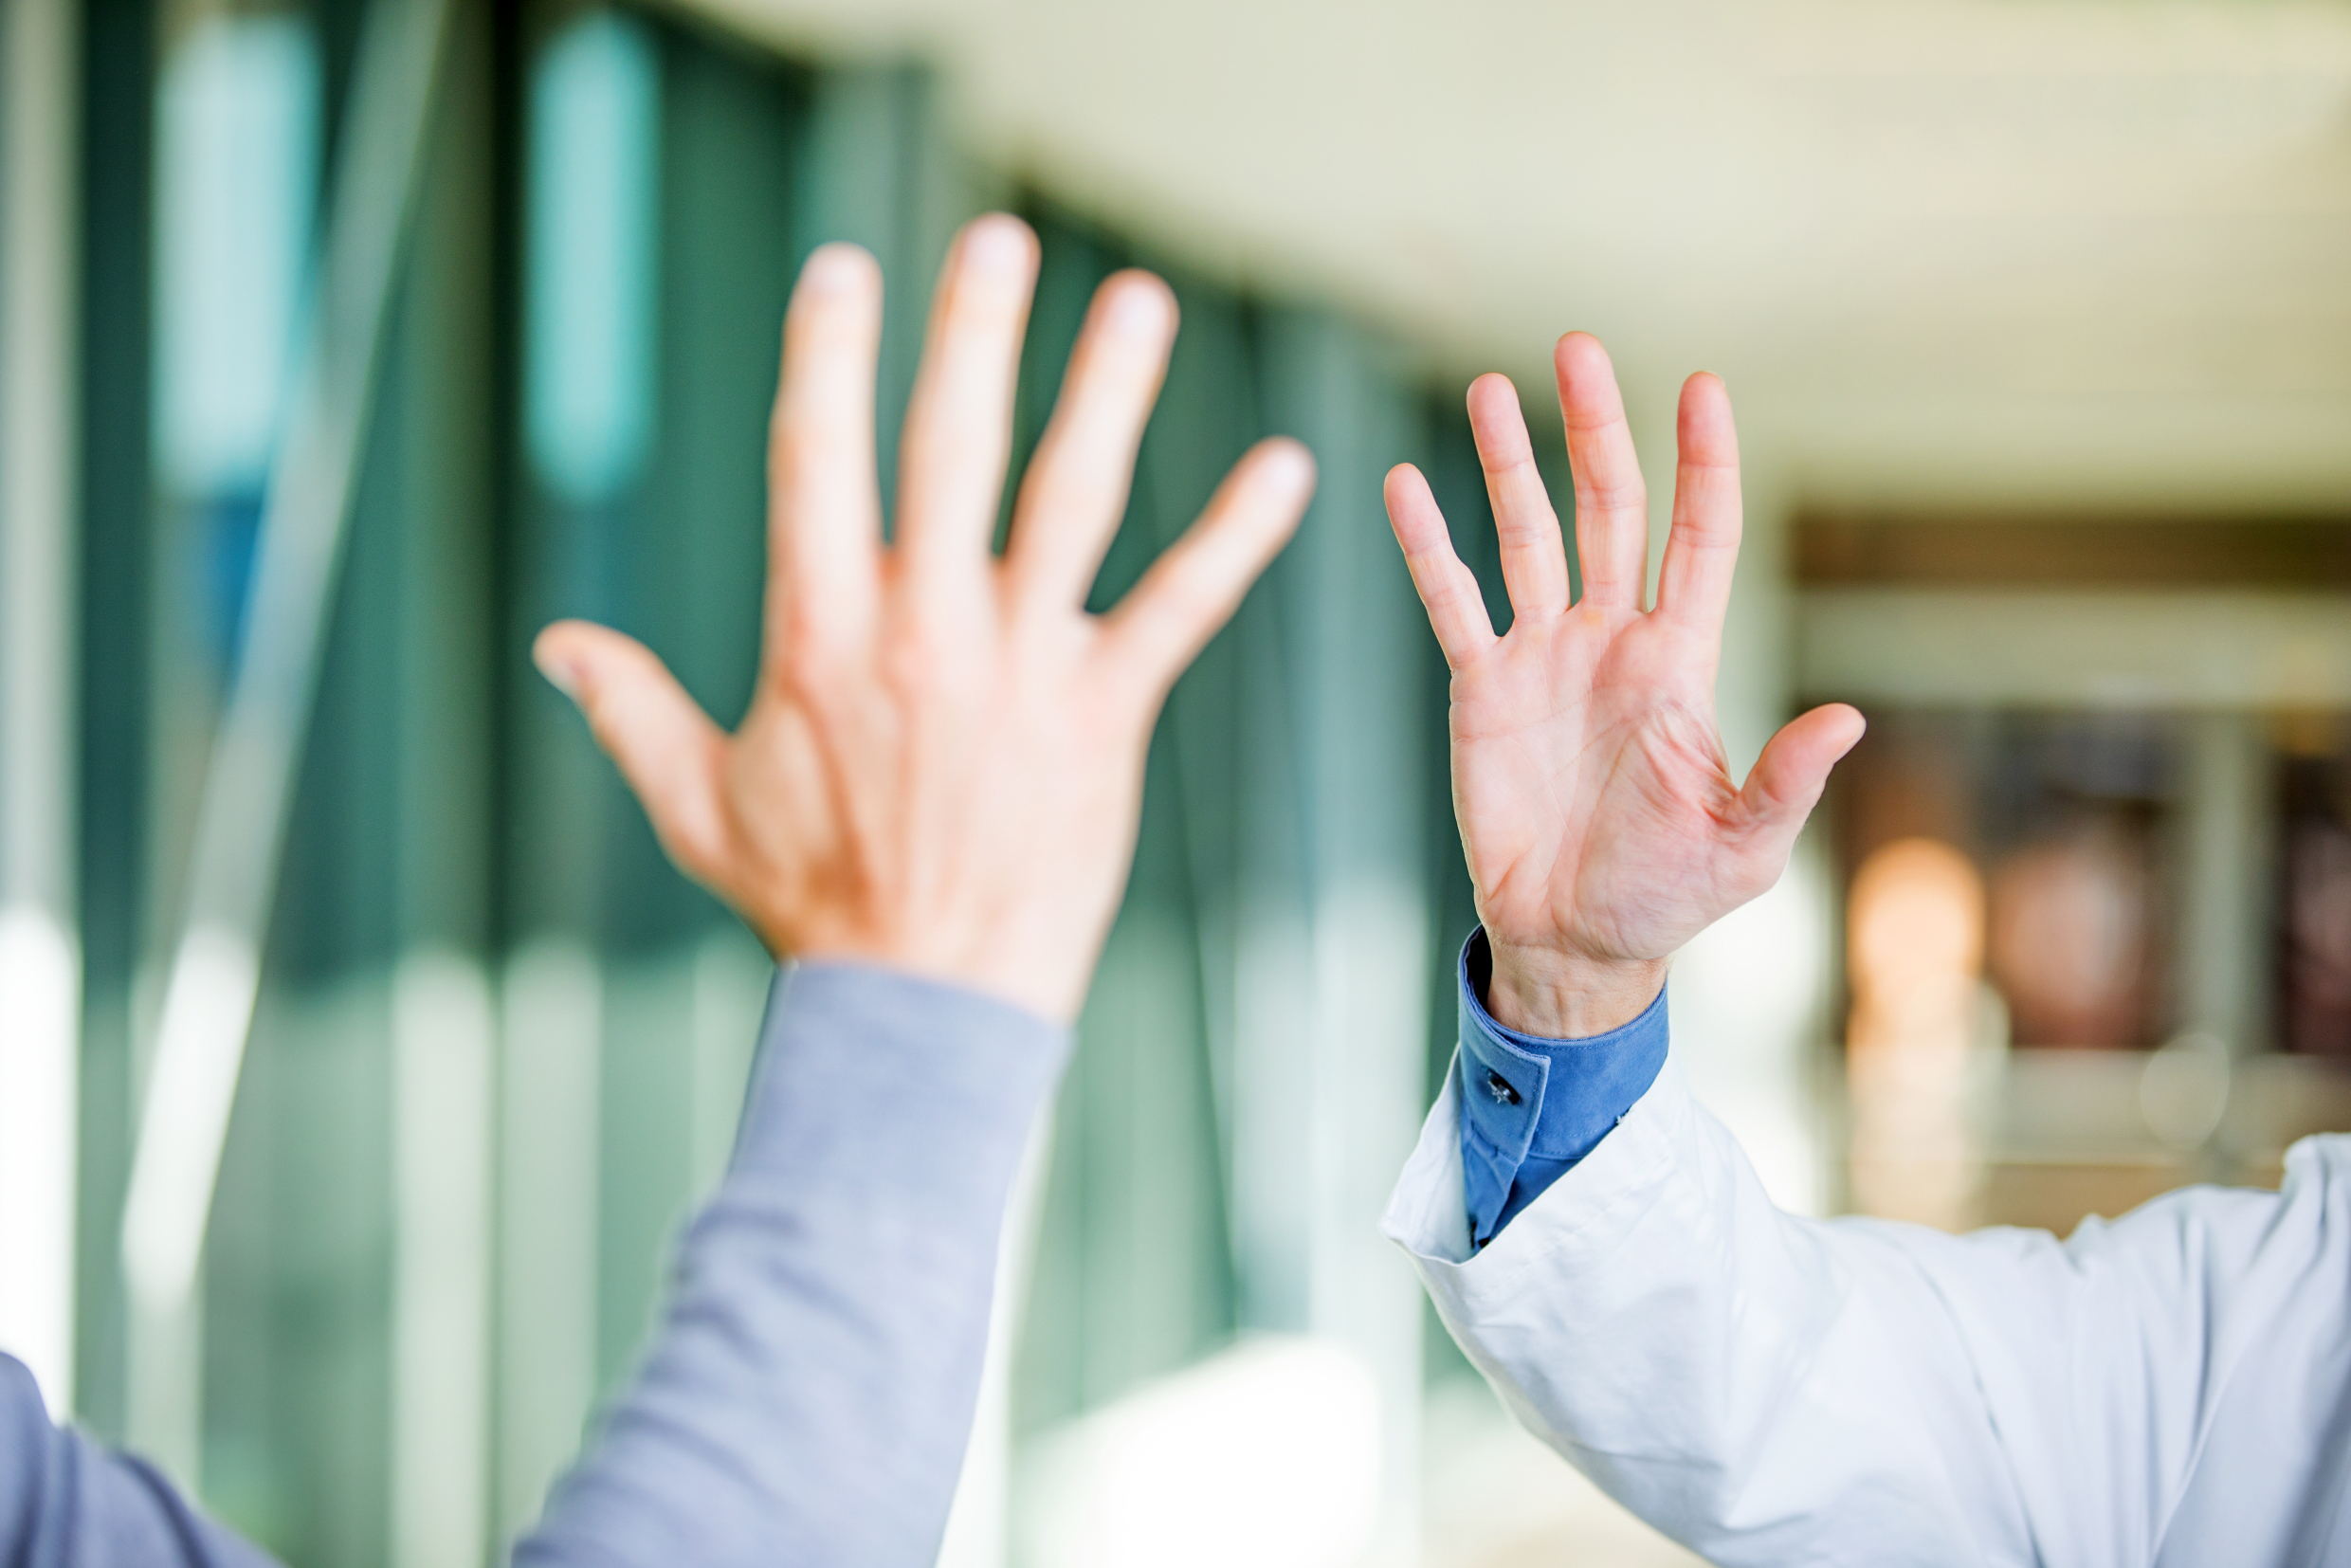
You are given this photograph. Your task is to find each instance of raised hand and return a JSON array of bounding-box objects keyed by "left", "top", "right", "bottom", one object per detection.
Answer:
[
  {"left": 533, "top": 215, "right": 1315, "bottom": 1022},
  {"left": 1384, "top": 334, "right": 1863, "bottom": 1036}
]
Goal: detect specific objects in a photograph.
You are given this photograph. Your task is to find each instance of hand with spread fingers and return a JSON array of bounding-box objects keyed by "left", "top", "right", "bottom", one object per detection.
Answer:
[
  {"left": 534, "top": 214, "right": 1315, "bottom": 1023},
  {"left": 1384, "top": 333, "right": 1863, "bottom": 1038}
]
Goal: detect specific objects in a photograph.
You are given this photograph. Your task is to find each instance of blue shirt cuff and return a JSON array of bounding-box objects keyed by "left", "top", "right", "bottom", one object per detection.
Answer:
[{"left": 1454, "top": 928, "right": 1669, "bottom": 1249}]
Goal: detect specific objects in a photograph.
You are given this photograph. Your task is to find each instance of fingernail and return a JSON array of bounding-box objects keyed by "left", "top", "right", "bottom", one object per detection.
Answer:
[
  {"left": 533, "top": 643, "right": 581, "bottom": 701},
  {"left": 961, "top": 214, "right": 1031, "bottom": 279}
]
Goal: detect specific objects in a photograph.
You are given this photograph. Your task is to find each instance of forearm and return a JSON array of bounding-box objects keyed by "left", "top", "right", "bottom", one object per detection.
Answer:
[
  {"left": 1391, "top": 1059, "right": 2030, "bottom": 1568},
  {"left": 515, "top": 961, "right": 1068, "bottom": 1568},
  {"left": 0, "top": 1356, "right": 281, "bottom": 1568}
]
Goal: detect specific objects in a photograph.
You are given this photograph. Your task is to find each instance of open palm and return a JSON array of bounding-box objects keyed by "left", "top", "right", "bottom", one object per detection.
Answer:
[{"left": 1385, "top": 334, "right": 1863, "bottom": 1036}]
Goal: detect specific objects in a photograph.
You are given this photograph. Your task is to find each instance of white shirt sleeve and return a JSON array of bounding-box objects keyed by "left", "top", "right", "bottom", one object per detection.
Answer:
[{"left": 1384, "top": 1054, "right": 2351, "bottom": 1568}]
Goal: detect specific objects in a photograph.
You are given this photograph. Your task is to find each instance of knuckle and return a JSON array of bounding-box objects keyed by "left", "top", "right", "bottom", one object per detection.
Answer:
[
  {"left": 1581, "top": 478, "right": 1646, "bottom": 514},
  {"left": 774, "top": 618, "right": 839, "bottom": 699},
  {"left": 879, "top": 617, "right": 959, "bottom": 699},
  {"left": 1478, "top": 446, "right": 1538, "bottom": 483},
  {"left": 775, "top": 424, "right": 836, "bottom": 481}
]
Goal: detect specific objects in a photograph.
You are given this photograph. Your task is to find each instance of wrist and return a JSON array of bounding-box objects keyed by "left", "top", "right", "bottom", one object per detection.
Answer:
[
  {"left": 760, "top": 900, "right": 1103, "bottom": 1028},
  {"left": 1482, "top": 938, "right": 1667, "bottom": 1037}
]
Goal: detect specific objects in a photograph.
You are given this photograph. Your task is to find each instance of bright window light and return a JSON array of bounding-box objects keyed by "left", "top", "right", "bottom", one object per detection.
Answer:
[
  {"left": 526, "top": 10, "right": 660, "bottom": 506},
  {"left": 153, "top": 14, "right": 319, "bottom": 497},
  {"left": 119, "top": 923, "right": 262, "bottom": 1316},
  {"left": 391, "top": 949, "right": 494, "bottom": 1568}
]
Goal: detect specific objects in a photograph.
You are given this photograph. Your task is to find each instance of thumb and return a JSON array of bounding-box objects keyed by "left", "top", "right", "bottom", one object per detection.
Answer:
[
  {"left": 1733, "top": 702, "right": 1866, "bottom": 846},
  {"left": 535, "top": 620, "right": 730, "bottom": 879}
]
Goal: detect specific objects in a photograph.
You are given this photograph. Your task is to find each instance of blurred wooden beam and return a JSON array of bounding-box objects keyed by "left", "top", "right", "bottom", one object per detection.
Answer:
[
  {"left": 1799, "top": 590, "right": 2351, "bottom": 709},
  {"left": 1797, "top": 514, "right": 2351, "bottom": 590}
]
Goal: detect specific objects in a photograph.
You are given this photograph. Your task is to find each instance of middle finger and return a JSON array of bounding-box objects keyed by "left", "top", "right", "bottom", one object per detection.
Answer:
[
  {"left": 1554, "top": 332, "right": 1649, "bottom": 611},
  {"left": 894, "top": 213, "right": 1041, "bottom": 600}
]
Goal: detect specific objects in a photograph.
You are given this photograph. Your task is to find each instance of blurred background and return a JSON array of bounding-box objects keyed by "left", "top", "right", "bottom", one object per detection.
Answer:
[{"left": 1, "top": 0, "right": 2347, "bottom": 1564}]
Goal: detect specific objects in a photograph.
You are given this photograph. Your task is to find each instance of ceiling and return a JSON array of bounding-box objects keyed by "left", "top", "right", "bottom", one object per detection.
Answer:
[{"left": 683, "top": 0, "right": 2351, "bottom": 518}]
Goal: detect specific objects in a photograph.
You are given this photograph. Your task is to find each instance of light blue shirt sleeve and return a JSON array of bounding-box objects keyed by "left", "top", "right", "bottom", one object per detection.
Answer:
[
  {"left": 0, "top": 960, "right": 1068, "bottom": 1568},
  {"left": 1454, "top": 928, "right": 1669, "bottom": 1249},
  {"left": 514, "top": 959, "right": 1068, "bottom": 1567}
]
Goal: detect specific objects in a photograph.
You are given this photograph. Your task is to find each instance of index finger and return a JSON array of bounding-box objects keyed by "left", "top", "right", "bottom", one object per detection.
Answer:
[
  {"left": 1384, "top": 463, "right": 1498, "bottom": 669},
  {"left": 1099, "top": 439, "right": 1316, "bottom": 702}
]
